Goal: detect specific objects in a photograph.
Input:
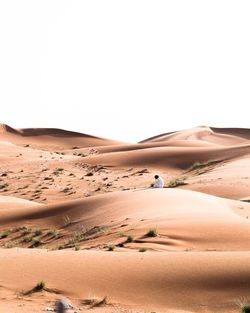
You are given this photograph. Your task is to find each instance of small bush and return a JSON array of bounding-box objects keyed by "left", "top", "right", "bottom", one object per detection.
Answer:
[
  {"left": 0, "top": 183, "right": 8, "bottom": 190},
  {"left": 126, "top": 235, "right": 134, "bottom": 243},
  {"left": 46, "top": 229, "right": 58, "bottom": 237},
  {"left": 107, "top": 245, "right": 114, "bottom": 251},
  {"left": 53, "top": 168, "right": 64, "bottom": 175},
  {"left": 33, "top": 228, "right": 42, "bottom": 236},
  {"left": 168, "top": 177, "right": 186, "bottom": 188},
  {"left": 74, "top": 244, "right": 80, "bottom": 251},
  {"left": 63, "top": 215, "right": 71, "bottom": 226},
  {"left": 34, "top": 281, "right": 45, "bottom": 291},
  {"left": 4, "top": 241, "right": 17, "bottom": 248},
  {"left": 139, "top": 247, "right": 147, "bottom": 252},
  {"left": 238, "top": 299, "right": 250, "bottom": 313},
  {"left": 146, "top": 229, "right": 158, "bottom": 237},
  {"left": 0, "top": 230, "right": 10, "bottom": 239},
  {"left": 32, "top": 237, "right": 41, "bottom": 246},
  {"left": 20, "top": 228, "right": 29, "bottom": 236}
]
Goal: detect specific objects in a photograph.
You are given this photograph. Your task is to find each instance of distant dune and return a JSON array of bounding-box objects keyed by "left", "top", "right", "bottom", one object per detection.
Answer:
[
  {"left": 0, "top": 123, "right": 122, "bottom": 149},
  {"left": 0, "top": 124, "right": 249, "bottom": 312},
  {"left": 140, "top": 125, "right": 250, "bottom": 146}
]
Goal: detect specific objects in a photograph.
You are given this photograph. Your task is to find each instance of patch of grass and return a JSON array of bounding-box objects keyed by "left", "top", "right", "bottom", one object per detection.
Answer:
[
  {"left": 46, "top": 229, "right": 58, "bottom": 237},
  {"left": 85, "top": 172, "right": 93, "bottom": 177},
  {"left": 126, "top": 235, "right": 134, "bottom": 243},
  {"left": 238, "top": 299, "right": 250, "bottom": 313},
  {"left": 62, "top": 187, "right": 72, "bottom": 193},
  {"left": 107, "top": 245, "right": 114, "bottom": 251},
  {"left": 23, "top": 281, "right": 46, "bottom": 295},
  {"left": 4, "top": 241, "right": 18, "bottom": 248},
  {"left": 138, "top": 247, "right": 147, "bottom": 252},
  {"left": 189, "top": 161, "right": 203, "bottom": 171},
  {"left": 0, "top": 183, "right": 8, "bottom": 190},
  {"left": 146, "top": 228, "right": 158, "bottom": 237},
  {"left": 167, "top": 177, "right": 186, "bottom": 188},
  {"left": 53, "top": 168, "right": 64, "bottom": 176},
  {"left": 74, "top": 244, "right": 80, "bottom": 251},
  {"left": 44, "top": 177, "right": 54, "bottom": 181},
  {"left": 187, "top": 160, "right": 221, "bottom": 173},
  {"left": 0, "top": 230, "right": 10, "bottom": 239},
  {"left": 33, "top": 228, "right": 42, "bottom": 236},
  {"left": 20, "top": 227, "right": 30, "bottom": 236},
  {"left": 34, "top": 281, "right": 45, "bottom": 291},
  {"left": 31, "top": 236, "right": 41, "bottom": 247},
  {"left": 63, "top": 215, "right": 71, "bottom": 226}
]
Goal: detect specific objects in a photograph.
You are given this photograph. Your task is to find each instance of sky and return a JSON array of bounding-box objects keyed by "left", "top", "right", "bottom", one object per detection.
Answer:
[{"left": 0, "top": 1, "right": 249, "bottom": 143}]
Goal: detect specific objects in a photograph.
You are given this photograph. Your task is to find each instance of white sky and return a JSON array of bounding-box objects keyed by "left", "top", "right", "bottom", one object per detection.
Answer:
[{"left": 0, "top": 1, "right": 249, "bottom": 143}]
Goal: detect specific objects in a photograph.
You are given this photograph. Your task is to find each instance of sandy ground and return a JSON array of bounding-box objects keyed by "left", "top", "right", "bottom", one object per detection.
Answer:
[{"left": 0, "top": 124, "right": 250, "bottom": 312}]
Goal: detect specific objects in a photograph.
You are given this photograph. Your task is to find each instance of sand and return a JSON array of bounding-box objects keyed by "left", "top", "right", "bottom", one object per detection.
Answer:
[{"left": 0, "top": 124, "right": 250, "bottom": 312}]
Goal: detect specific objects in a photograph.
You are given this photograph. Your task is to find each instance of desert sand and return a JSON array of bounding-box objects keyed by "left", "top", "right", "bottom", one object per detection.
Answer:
[{"left": 0, "top": 124, "right": 250, "bottom": 312}]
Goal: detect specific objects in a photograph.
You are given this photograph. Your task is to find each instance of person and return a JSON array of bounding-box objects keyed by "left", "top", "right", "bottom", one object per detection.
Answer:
[{"left": 152, "top": 174, "right": 164, "bottom": 188}]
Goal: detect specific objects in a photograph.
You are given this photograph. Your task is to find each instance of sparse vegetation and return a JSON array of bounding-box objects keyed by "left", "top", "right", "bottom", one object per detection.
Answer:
[
  {"left": 4, "top": 241, "right": 18, "bottom": 248},
  {"left": 85, "top": 172, "right": 93, "bottom": 177},
  {"left": 146, "top": 228, "right": 158, "bottom": 237},
  {"left": 62, "top": 187, "right": 72, "bottom": 193},
  {"left": 33, "top": 228, "right": 42, "bottom": 236},
  {"left": 138, "top": 247, "right": 147, "bottom": 252},
  {"left": 167, "top": 177, "right": 186, "bottom": 188},
  {"left": 20, "top": 227, "right": 29, "bottom": 236},
  {"left": 53, "top": 168, "right": 64, "bottom": 176},
  {"left": 63, "top": 215, "right": 71, "bottom": 226},
  {"left": 31, "top": 236, "right": 41, "bottom": 246},
  {"left": 23, "top": 281, "right": 46, "bottom": 295},
  {"left": 46, "top": 229, "right": 58, "bottom": 237},
  {"left": 126, "top": 235, "right": 134, "bottom": 243},
  {"left": 238, "top": 299, "right": 250, "bottom": 313},
  {"left": 0, "top": 230, "right": 10, "bottom": 239},
  {"left": 107, "top": 245, "right": 114, "bottom": 251},
  {"left": 34, "top": 281, "right": 46, "bottom": 291},
  {"left": 0, "top": 183, "right": 8, "bottom": 190},
  {"left": 74, "top": 244, "right": 80, "bottom": 251}
]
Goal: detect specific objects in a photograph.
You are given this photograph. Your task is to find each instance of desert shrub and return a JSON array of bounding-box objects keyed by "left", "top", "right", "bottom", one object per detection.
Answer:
[
  {"left": 20, "top": 228, "right": 30, "bottom": 235},
  {"left": 107, "top": 245, "right": 114, "bottom": 251},
  {"left": 139, "top": 247, "right": 147, "bottom": 252},
  {"left": 0, "top": 183, "right": 8, "bottom": 190},
  {"left": 34, "top": 281, "right": 45, "bottom": 291},
  {"left": 74, "top": 244, "right": 80, "bottom": 251},
  {"left": 46, "top": 229, "right": 58, "bottom": 237},
  {"left": 33, "top": 228, "right": 42, "bottom": 236},
  {"left": 126, "top": 235, "right": 134, "bottom": 243},
  {"left": 146, "top": 228, "right": 158, "bottom": 237},
  {"left": 32, "top": 237, "right": 41, "bottom": 246},
  {"left": 4, "top": 241, "right": 18, "bottom": 248},
  {"left": 63, "top": 215, "right": 71, "bottom": 226},
  {"left": 0, "top": 230, "right": 10, "bottom": 239},
  {"left": 168, "top": 177, "right": 186, "bottom": 188}
]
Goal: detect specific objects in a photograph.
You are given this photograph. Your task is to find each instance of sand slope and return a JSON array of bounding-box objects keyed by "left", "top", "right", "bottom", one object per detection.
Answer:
[
  {"left": 0, "top": 124, "right": 122, "bottom": 150},
  {"left": 0, "top": 125, "right": 250, "bottom": 313}
]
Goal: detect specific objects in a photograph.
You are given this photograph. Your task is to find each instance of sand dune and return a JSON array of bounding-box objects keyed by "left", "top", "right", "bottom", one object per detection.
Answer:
[
  {"left": 0, "top": 125, "right": 250, "bottom": 312},
  {"left": 141, "top": 126, "right": 250, "bottom": 146},
  {"left": 0, "top": 124, "right": 122, "bottom": 150},
  {"left": 1, "top": 189, "right": 250, "bottom": 252},
  {"left": 1, "top": 249, "right": 250, "bottom": 313}
]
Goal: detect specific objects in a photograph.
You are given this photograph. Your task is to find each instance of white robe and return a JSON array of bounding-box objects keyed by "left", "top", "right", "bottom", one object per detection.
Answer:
[{"left": 153, "top": 176, "right": 164, "bottom": 188}]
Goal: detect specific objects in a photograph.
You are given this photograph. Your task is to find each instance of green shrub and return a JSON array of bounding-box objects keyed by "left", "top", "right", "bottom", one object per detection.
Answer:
[
  {"left": 126, "top": 235, "right": 134, "bottom": 243},
  {"left": 168, "top": 177, "right": 186, "bottom": 188},
  {"left": 139, "top": 247, "right": 147, "bottom": 252},
  {"left": 146, "top": 229, "right": 158, "bottom": 237}
]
